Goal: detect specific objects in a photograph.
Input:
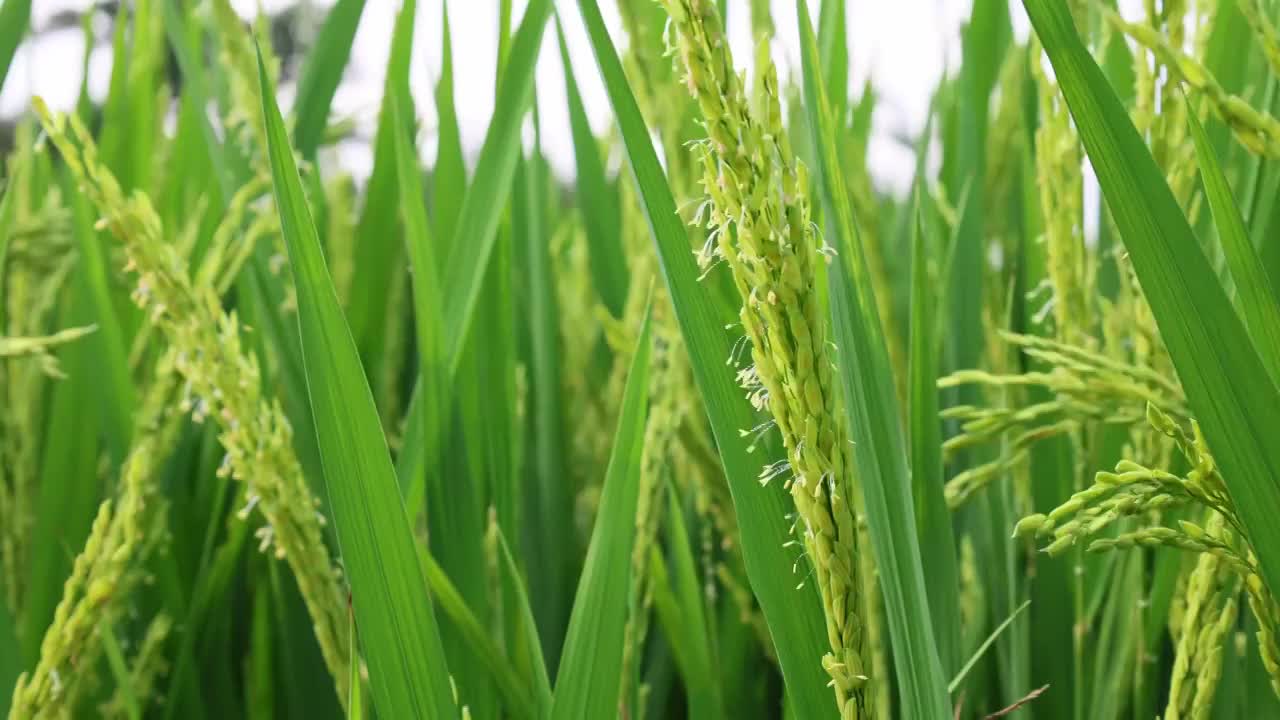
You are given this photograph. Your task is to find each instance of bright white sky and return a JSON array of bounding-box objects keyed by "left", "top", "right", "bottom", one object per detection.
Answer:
[{"left": 1, "top": 0, "right": 1053, "bottom": 193}]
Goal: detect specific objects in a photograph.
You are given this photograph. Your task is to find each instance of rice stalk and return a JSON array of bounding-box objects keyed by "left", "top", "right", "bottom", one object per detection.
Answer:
[{"left": 659, "top": 1, "right": 873, "bottom": 714}]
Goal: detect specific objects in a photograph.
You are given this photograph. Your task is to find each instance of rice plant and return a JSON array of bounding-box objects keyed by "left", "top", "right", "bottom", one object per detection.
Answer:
[{"left": 2, "top": 0, "right": 1280, "bottom": 718}]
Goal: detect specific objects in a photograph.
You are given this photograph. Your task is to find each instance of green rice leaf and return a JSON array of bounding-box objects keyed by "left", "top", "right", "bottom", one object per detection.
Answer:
[
  {"left": 554, "top": 16, "right": 627, "bottom": 317},
  {"left": 441, "top": 0, "right": 552, "bottom": 370},
  {"left": 65, "top": 171, "right": 133, "bottom": 460},
  {"left": 549, "top": 300, "right": 651, "bottom": 720},
  {"left": 433, "top": 0, "right": 466, "bottom": 249},
  {"left": 496, "top": 529, "right": 554, "bottom": 718},
  {"left": 573, "top": 2, "right": 833, "bottom": 716},
  {"left": 344, "top": 0, "right": 415, "bottom": 371},
  {"left": 1023, "top": 0, "right": 1280, "bottom": 602},
  {"left": 818, "top": 0, "right": 848, "bottom": 126},
  {"left": 292, "top": 0, "right": 366, "bottom": 158},
  {"left": 257, "top": 47, "right": 456, "bottom": 720},
  {"left": 418, "top": 548, "right": 537, "bottom": 719},
  {"left": 21, "top": 277, "right": 105, "bottom": 668},
  {"left": 390, "top": 93, "right": 446, "bottom": 522},
  {"left": 1186, "top": 107, "right": 1280, "bottom": 383},
  {"left": 519, "top": 133, "right": 575, "bottom": 663},
  {"left": 0, "top": 162, "right": 15, "bottom": 329},
  {"left": 948, "top": 600, "right": 1030, "bottom": 693},
  {"left": 908, "top": 193, "right": 962, "bottom": 675},
  {"left": 796, "top": 1, "right": 951, "bottom": 717},
  {"left": 0, "top": 0, "right": 30, "bottom": 93}
]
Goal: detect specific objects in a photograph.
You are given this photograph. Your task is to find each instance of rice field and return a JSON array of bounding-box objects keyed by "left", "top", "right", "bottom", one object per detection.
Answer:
[{"left": 3, "top": 0, "right": 1280, "bottom": 718}]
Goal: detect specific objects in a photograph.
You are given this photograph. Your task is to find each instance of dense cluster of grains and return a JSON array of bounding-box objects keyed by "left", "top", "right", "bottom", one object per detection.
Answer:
[
  {"left": 9, "top": 380, "right": 174, "bottom": 719},
  {"left": 659, "top": 0, "right": 873, "bottom": 715},
  {"left": 34, "top": 102, "right": 351, "bottom": 707}
]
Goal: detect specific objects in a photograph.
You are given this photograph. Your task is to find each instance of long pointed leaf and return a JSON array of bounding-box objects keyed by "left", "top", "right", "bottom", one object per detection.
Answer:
[
  {"left": 0, "top": 0, "right": 30, "bottom": 94},
  {"left": 549, "top": 301, "right": 652, "bottom": 720},
  {"left": 292, "top": 0, "right": 367, "bottom": 158},
  {"left": 433, "top": 0, "right": 466, "bottom": 249},
  {"left": 441, "top": 0, "right": 552, "bottom": 369},
  {"left": 909, "top": 194, "right": 962, "bottom": 675},
  {"left": 555, "top": 17, "right": 627, "bottom": 317},
  {"left": 391, "top": 94, "right": 446, "bottom": 521},
  {"left": 257, "top": 49, "right": 455, "bottom": 720},
  {"left": 1186, "top": 107, "right": 1280, "bottom": 383}
]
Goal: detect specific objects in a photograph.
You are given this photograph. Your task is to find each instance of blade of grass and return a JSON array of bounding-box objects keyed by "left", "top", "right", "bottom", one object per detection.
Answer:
[
  {"left": 948, "top": 600, "right": 1031, "bottom": 694},
  {"left": 1186, "top": 106, "right": 1280, "bottom": 383},
  {"left": 390, "top": 93, "right": 446, "bottom": 522},
  {"left": 440, "top": 0, "right": 551, "bottom": 369},
  {"left": 0, "top": 163, "right": 15, "bottom": 330},
  {"left": 101, "top": 623, "right": 142, "bottom": 720},
  {"left": 292, "top": 0, "right": 366, "bottom": 158},
  {"left": 908, "top": 191, "right": 962, "bottom": 675},
  {"left": 0, "top": 0, "right": 30, "bottom": 93},
  {"left": 258, "top": 47, "right": 455, "bottom": 720},
  {"left": 554, "top": 16, "right": 627, "bottom": 317},
  {"left": 573, "top": 2, "right": 833, "bottom": 716},
  {"left": 818, "top": 0, "right": 848, "bottom": 127},
  {"left": 433, "top": 0, "right": 466, "bottom": 250},
  {"left": 496, "top": 529, "right": 554, "bottom": 718},
  {"left": 344, "top": 0, "right": 416, "bottom": 375},
  {"left": 65, "top": 170, "right": 133, "bottom": 461},
  {"left": 1023, "top": 0, "right": 1280, "bottom": 603},
  {"left": 795, "top": 2, "right": 951, "bottom": 717},
  {"left": 548, "top": 301, "right": 651, "bottom": 720},
  {"left": 417, "top": 548, "right": 537, "bottom": 720},
  {"left": 397, "top": 0, "right": 550, "bottom": 531},
  {"left": 518, "top": 108, "right": 577, "bottom": 670}
]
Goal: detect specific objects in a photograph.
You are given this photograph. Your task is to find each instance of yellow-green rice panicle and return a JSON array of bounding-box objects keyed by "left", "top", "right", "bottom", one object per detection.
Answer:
[
  {"left": 1106, "top": 8, "right": 1280, "bottom": 158},
  {"left": 1164, "top": 513, "right": 1233, "bottom": 720},
  {"left": 33, "top": 99, "right": 351, "bottom": 707},
  {"left": 659, "top": 1, "right": 872, "bottom": 715},
  {"left": 8, "top": 398, "right": 169, "bottom": 719},
  {"left": 210, "top": 0, "right": 280, "bottom": 156},
  {"left": 1236, "top": 0, "right": 1280, "bottom": 80},
  {"left": 1032, "top": 44, "right": 1091, "bottom": 341},
  {"left": 620, "top": 312, "right": 679, "bottom": 711}
]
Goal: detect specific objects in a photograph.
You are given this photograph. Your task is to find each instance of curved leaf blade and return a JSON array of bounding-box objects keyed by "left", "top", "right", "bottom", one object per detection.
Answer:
[
  {"left": 1186, "top": 107, "right": 1280, "bottom": 383},
  {"left": 549, "top": 302, "right": 652, "bottom": 720}
]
